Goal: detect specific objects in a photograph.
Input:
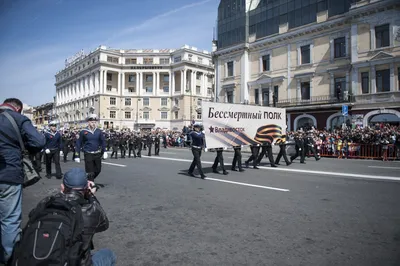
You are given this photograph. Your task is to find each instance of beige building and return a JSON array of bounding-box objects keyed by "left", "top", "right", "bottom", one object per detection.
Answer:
[
  {"left": 213, "top": 0, "right": 400, "bottom": 130},
  {"left": 54, "top": 45, "right": 214, "bottom": 130}
]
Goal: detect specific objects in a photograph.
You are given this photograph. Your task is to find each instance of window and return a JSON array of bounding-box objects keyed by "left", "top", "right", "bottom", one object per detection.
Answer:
[
  {"left": 197, "top": 112, "right": 202, "bottom": 119},
  {"left": 174, "top": 56, "right": 181, "bottom": 63},
  {"left": 207, "top": 87, "right": 212, "bottom": 95},
  {"left": 145, "top": 87, "right": 153, "bottom": 93},
  {"left": 106, "top": 85, "right": 112, "bottom": 91},
  {"left": 361, "top": 72, "right": 369, "bottom": 94},
  {"left": 110, "top": 111, "right": 116, "bottom": 118},
  {"left": 143, "top": 112, "right": 149, "bottom": 119},
  {"left": 163, "top": 75, "right": 169, "bottom": 82},
  {"left": 86, "top": 99, "right": 89, "bottom": 107},
  {"left": 262, "top": 89, "right": 269, "bottom": 106},
  {"left": 188, "top": 54, "right": 193, "bottom": 61},
  {"left": 143, "top": 98, "right": 149, "bottom": 106},
  {"left": 375, "top": 24, "right": 390, "bottom": 48},
  {"left": 125, "top": 58, "right": 137, "bottom": 64},
  {"left": 107, "top": 73, "right": 112, "bottom": 81},
  {"left": 174, "top": 111, "right": 178, "bottom": 119},
  {"left": 110, "top": 97, "right": 116, "bottom": 105},
  {"left": 125, "top": 112, "right": 131, "bottom": 119},
  {"left": 161, "top": 112, "right": 167, "bottom": 119},
  {"left": 197, "top": 98, "right": 202, "bottom": 106},
  {"left": 301, "top": 82, "right": 310, "bottom": 100},
  {"left": 107, "top": 56, "right": 118, "bottom": 63},
  {"left": 335, "top": 77, "right": 345, "bottom": 100},
  {"left": 174, "top": 98, "right": 179, "bottom": 105},
  {"left": 301, "top": 45, "right": 311, "bottom": 64},
  {"left": 125, "top": 98, "right": 131, "bottom": 106},
  {"left": 255, "top": 88, "right": 259, "bottom": 105},
  {"left": 163, "top": 86, "right": 169, "bottom": 93},
  {"left": 145, "top": 75, "right": 153, "bottom": 82},
  {"left": 273, "top": 86, "right": 278, "bottom": 107},
  {"left": 128, "top": 75, "right": 136, "bottom": 82},
  {"left": 196, "top": 73, "right": 201, "bottom": 80},
  {"left": 198, "top": 57, "right": 203, "bottom": 64},
  {"left": 161, "top": 98, "right": 167, "bottom": 106},
  {"left": 91, "top": 98, "right": 94, "bottom": 106},
  {"left": 196, "top": 86, "right": 201, "bottom": 95},
  {"left": 160, "top": 58, "right": 169, "bottom": 64},
  {"left": 334, "top": 37, "right": 346, "bottom": 58},
  {"left": 376, "top": 69, "right": 390, "bottom": 92},
  {"left": 143, "top": 58, "right": 153, "bottom": 64},
  {"left": 227, "top": 61, "right": 234, "bottom": 77},
  {"left": 262, "top": 54, "right": 270, "bottom": 71},
  {"left": 128, "top": 87, "right": 135, "bottom": 93},
  {"left": 227, "top": 91, "right": 234, "bottom": 103}
]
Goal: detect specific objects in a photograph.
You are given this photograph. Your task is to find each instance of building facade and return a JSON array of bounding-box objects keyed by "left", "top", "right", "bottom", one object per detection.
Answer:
[
  {"left": 55, "top": 45, "right": 214, "bottom": 130},
  {"left": 213, "top": 0, "right": 400, "bottom": 130},
  {"left": 22, "top": 103, "right": 35, "bottom": 121},
  {"left": 33, "top": 102, "right": 54, "bottom": 127}
]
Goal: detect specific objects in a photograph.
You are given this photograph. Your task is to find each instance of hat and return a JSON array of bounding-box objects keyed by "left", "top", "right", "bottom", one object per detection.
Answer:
[
  {"left": 193, "top": 123, "right": 202, "bottom": 128},
  {"left": 63, "top": 168, "right": 88, "bottom": 190},
  {"left": 86, "top": 114, "right": 98, "bottom": 121},
  {"left": 49, "top": 121, "right": 57, "bottom": 126}
]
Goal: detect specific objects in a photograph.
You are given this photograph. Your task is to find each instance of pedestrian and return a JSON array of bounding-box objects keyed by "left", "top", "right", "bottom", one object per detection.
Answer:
[
  {"left": 290, "top": 132, "right": 306, "bottom": 164},
  {"left": 245, "top": 144, "right": 260, "bottom": 169},
  {"left": 0, "top": 98, "right": 45, "bottom": 265},
  {"left": 231, "top": 145, "right": 245, "bottom": 172},
  {"left": 212, "top": 148, "right": 228, "bottom": 175},
  {"left": 188, "top": 123, "right": 206, "bottom": 179},
  {"left": 44, "top": 121, "right": 63, "bottom": 179},
  {"left": 154, "top": 133, "right": 160, "bottom": 156},
  {"left": 274, "top": 135, "right": 291, "bottom": 166},
  {"left": 256, "top": 142, "right": 277, "bottom": 167},
  {"left": 74, "top": 114, "right": 107, "bottom": 181}
]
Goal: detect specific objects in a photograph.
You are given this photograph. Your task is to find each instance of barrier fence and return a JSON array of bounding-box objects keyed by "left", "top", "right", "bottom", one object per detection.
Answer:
[{"left": 316, "top": 143, "right": 399, "bottom": 160}]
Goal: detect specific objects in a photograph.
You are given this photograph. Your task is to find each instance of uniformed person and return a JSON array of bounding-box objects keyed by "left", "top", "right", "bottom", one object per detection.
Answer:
[
  {"left": 245, "top": 144, "right": 260, "bottom": 169},
  {"left": 231, "top": 145, "right": 245, "bottom": 172},
  {"left": 256, "top": 141, "right": 277, "bottom": 167},
  {"left": 154, "top": 133, "right": 160, "bottom": 156},
  {"left": 147, "top": 133, "right": 153, "bottom": 156},
  {"left": 111, "top": 133, "right": 120, "bottom": 159},
  {"left": 44, "top": 121, "right": 63, "bottom": 179},
  {"left": 74, "top": 114, "right": 107, "bottom": 181},
  {"left": 212, "top": 148, "right": 228, "bottom": 175},
  {"left": 274, "top": 135, "right": 291, "bottom": 166},
  {"left": 128, "top": 134, "right": 136, "bottom": 158},
  {"left": 62, "top": 131, "right": 71, "bottom": 162},
  {"left": 119, "top": 134, "right": 127, "bottom": 158},
  {"left": 135, "top": 133, "right": 142, "bottom": 158},
  {"left": 290, "top": 132, "right": 306, "bottom": 164},
  {"left": 188, "top": 123, "right": 206, "bottom": 179},
  {"left": 305, "top": 131, "right": 320, "bottom": 161}
]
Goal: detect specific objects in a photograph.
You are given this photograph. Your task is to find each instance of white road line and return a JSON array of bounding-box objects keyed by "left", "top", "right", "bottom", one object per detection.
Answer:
[
  {"left": 141, "top": 155, "right": 400, "bottom": 182},
  {"left": 206, "top": 178, "right": 289, "bottom": 192},
  {"left": 160, "top": 151, "right": 177, "bottom": 154},
  {"left": 102, "top": 162, "right": 127, "bottom": 167},
  {"left": 368, "top": 166, "right": 400, "bottom": 170}
]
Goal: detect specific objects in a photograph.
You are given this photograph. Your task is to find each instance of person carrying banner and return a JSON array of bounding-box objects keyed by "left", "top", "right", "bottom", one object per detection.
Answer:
[
  {"left": 274, "top": 135, "right": 291, "bottom": 166},
  {"left": 188, "top": 123, "right": 206, "bottom": 179},
  {"left": 290, "top": 132, "right": 306, "bottom": 164},
  {"left": 212, "top": 148, "right": 228, "bottom": 175},
  {"left": 256, "top": 142, "right": 277, "bottom": 167},
  {"left": 245, "top": 144, "right": 260, "bottom": 169},
  {"left": 231, "top": 145, "right": 245, "bottom": 172}
]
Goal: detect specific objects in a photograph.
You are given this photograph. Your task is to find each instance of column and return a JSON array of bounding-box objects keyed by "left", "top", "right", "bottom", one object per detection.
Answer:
[
  {"left": 296, "top": 79, "right": 301, "bottom": 99},
  {"left": 330, "top": 73, "right": 335, "bottom": 97},
  {"left": 371, "top": 65, "right": 376, "bottom": 93},
  {"left": 99, "top": 70, "right": 103, "bottom": 94},
  {"left": 183, "top": 69, "right": 187, "bottom": 91},
  {"left": 191, "top": 71, "right": 196, "bottom": 93},
  {"left": 370, "top": 24, "right": 375, "bottom": 50},
  {"left": 329, "top": 39, "right": 334, "bottom": 61},
  {"left": 95, "top": 71, "right": 99, "bottom": 93},
  {"left": 345, "top": 72, "right": 350, "bottom": 100},
  {"left": 90, "top": 74, "right": 94, "bottom": 95},
  {"left": 390, "top": 63, "right": 395, "bottom": 92},
  {"left": 169, "top": 71, "right": 173, "bottom": 96},
  {"left": 202, "top": 73, "right": 206, "bottom": 96},
  {"left": 138, "top": 72, "right": 142, "bottom": 96},
  {"left": 258, "top": 85, "right": 262, "bottom": 105},
  {"left": 121, "top": 72, "right": 125, "bottom": 96},
  {"left": 351, "top": 67, "right": 359, "bottom": 96},
  {"left": 269, "top": 81, "right": 273, "bottom": 105},
  {"left": 152, "top": 72, "right": 156, "bottom": 95},
  {"left": 104, "top": 70, "right": 108, "bottom": 93},
  {"left": 136, "top": 72, "right": 140, "bottom": 95},
  {"left": 351, "top": 24, "right": 358, "bottom": 63}
]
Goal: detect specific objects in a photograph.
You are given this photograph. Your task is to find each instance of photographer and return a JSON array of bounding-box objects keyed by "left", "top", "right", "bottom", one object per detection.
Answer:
[{"left": 11, "top": 168, "right": 116, "bottom": 266}]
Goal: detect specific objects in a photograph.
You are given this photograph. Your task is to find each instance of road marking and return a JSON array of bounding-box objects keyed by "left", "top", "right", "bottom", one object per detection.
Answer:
[
  {"left": 160, "top": 151, "right": 177, "bottom": 154},
  {"left": 368, "top": 166, "right": 400, "bottom": 170},
  {"left": 141, "top": 155, "right": 400, "bottom": 182},
  {"left": 103, "top": 162, "right": 127, "bottom": 167},
  {"left": 205, "top": 177, "right": 289, "bottom": 192}
]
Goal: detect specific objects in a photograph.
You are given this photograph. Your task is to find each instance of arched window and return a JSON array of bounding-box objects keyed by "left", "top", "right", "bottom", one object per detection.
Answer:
[
  {"left": 369, "top": 114, "right": 400, "bottom": 126},
  {"left": 330, "top": 115, "right": 352, "bottom": 130},
  {"left": 297, "top": 117, "right": 314, "bottom": 130}
]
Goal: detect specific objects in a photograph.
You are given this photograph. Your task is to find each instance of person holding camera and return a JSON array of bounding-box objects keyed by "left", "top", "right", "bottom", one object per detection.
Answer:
[
  {"left": 11, "top": 167, "right": 116, "bottom": 266},
  {"left": 0, "top": 98, "right": 46, "bottom": 265}
]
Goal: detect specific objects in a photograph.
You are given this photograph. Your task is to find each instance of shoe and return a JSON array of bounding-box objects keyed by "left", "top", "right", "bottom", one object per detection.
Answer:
[
  {"left": 286, "top": 162, "right": 292, "bottom": 166},
  {"left": 316, "top": 158, "right": 321, "bottom": 161},
  {"left": 275, "top": 163, "right": 280, "bottom": 165},
  {"left": 56, "top": 175, "right": 62, "bottom": 180},
  {"left": 239, "top": 168, "right": 245, "bottom": 172},
  {"left": 231, "top": 168, "right": 238, "bottom": 171},
  {"left": 200, "top": 175, "right": 206, "bottom": 179},
  {"left": 188, "top": 172, "right": 196, "bottom": 177},
  {"left": 223, "top": 171, "right": 229, "bottom": 175},
  {"left": 46, "top": 174, "right": 51, "bottom": 179},
  {"left": 253, "top": 166, "right": 259, "bottom": 169},
  {"left": 245, "top": 161, "right": 249, "bottom": 168},
  {"left": 212, "top": 169, "right": 219, "bottom": 174},
  {"left": 300, "top": 162, "right": 306, "bottom": 164},
  {"left": 271, "top": 165, "right": 278, "bottom": 168}
]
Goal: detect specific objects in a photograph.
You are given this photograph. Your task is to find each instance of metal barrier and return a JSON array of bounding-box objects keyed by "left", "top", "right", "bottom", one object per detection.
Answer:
[{"left": 316, "top": 143, "right": 399, "bottom": 160}]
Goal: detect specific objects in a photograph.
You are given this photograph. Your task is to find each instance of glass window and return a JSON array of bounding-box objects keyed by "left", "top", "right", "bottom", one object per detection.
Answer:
[
  {"left": 273, "top": 86, "right": 279, "bottom": 106},
  {"left": 227, "top": 61, "right": 234, "bottom": 77},
  {"left": 174, "top": 56, "right": 181, "bottom": 63},
  {"left": 143, "top": 98, "right": 149, "bottom": 106},
  {"left": 125, "top": 112, "right": 131, "bottom": 119},
  {"left": 361, "top": 72, "right": 369, "bottom": 94},
  {"left": 161, "top": 98, "right": 167, "bottom": 106},
  {"left": 174, "top": 98, "right": 179, "bottom": 105},
  {"left": 197, "top": 112, "right": 202, "bottom": 119},
  {"left": 334, "top": 77, "right": 345, "bottom": 101},
  {"left": 375, "top": 24, "right": 390, "bottom": 48},
  {"left": 144, "top": 58, "right": 153, "bottom": 64},
  {"left": 174, "top": 111, "right": 179, "bottom": 119},
  {"left": 262, "top": 54, "right": 270, "bottom": 71},
  {"left": 128, "top": 87, "right": 135, "bottom": 93},
  {"left": 163, "top": 75, "right": 169, "bottom": 82},
  {"left": 143, "top": 112, "right": 149, "bottom": 119},
  {"left": 334, "top": 37, "right": 346, "bottom": 58},
  {"left": 255, "top": 88, "right": 259, "bottom": 105},
  {"left": 227, "top": 91, "right": 234, "bottom": 103},
  {"left": 145, "top": 87, "right": 153, "bottom": 93},
  {"left": 163, "top": 86, "right": 169, "bottom": 93},
  {"left": 376, "top": 69, "right": 390, "bottom": 92},
  {"left": 128, "top": 75, "right": 136, "bottom": 82},
  {"left": 110, "top": 111, "right": 116, "bottom": 118},
  {"left": 301, "top": 45, "right": 311, "bottom": 64},
  {"left": 107, "top": 73, "right": 112, "bottom": 81},
  {"left": 110, "top": 97, "right": 116, "bottom": 105},
  {"left": 125, "top": 98, "right": 131, "bottom": 106},
  {"left": 106, "top": 85, "right": 112, "bottom": 91},
  {"left": 196, "top": 86, "right": 201, "bottom": 95},
  {"left": 161, "top": 112, "right": 167, "bottom": 119},
  {"left": 146, "top": 75, "right": 153, "bottom": 82},
  {"left": 160, "top": 58, "right": 169, "bottom": 64},
  {"left": 262, "top": 89, "right": 269, "bottom": 106},
  {"left": 301, "top": 82, "right": 310, "bottom": 100}
]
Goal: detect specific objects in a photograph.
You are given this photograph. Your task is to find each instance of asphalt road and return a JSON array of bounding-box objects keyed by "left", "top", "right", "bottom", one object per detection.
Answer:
[{"left": 22, "top": 147, "right": 400, "bottom": 266}]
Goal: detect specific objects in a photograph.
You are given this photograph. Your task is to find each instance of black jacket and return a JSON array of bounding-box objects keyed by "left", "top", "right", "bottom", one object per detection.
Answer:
[{"left": 35, "top": 191, "right": 109, "bottom": 266}]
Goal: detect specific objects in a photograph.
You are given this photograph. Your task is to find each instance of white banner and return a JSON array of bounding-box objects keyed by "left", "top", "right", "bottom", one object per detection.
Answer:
[{"left": 201, "top": 102, "right": 286, "bottom": 149}]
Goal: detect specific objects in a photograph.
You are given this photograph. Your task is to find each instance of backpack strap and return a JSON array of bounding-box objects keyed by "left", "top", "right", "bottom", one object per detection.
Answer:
[{"left": 1, "top": 111, "right": 26, "bottom": 151}]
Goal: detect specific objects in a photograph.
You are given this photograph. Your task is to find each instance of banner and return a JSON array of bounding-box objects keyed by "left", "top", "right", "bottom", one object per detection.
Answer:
[{"left": 202, "top": 102, "right": 286, "bottom": 149}]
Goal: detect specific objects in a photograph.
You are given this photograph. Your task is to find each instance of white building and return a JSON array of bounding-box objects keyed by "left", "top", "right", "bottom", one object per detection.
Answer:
[{"left": 55, "top": 45, "right": 215, "bottom": 130}]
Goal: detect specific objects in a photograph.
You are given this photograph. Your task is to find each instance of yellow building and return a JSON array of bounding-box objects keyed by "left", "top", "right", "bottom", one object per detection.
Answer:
[
  {"left": 55, "top": 45, "right": 214, "bottom": 130},
  {"left": 213, "top": 0, "right": 400, "bottom": 130}
]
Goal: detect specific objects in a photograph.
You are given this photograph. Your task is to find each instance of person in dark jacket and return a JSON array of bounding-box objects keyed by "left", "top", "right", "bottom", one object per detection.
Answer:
[
  {"left": 188, "top": 123, "right": 206, "bottom": 179},
  {"left": 0, "top": 98, "right": 45, "bottom": 264},
  {"left": 32, "top": 168, "right": 116, "bottom": 266},
  {"left": 44, "top": 121, "right": 63, "bottom": 179}
]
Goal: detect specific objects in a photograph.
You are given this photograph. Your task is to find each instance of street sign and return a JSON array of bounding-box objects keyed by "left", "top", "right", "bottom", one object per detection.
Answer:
[{"left": 342, "top": 105, "right": 348, "bottom": 116}]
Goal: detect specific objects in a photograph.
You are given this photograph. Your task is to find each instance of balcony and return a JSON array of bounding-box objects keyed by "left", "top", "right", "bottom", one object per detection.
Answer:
[
  {"left": 351, "top": 91, "right": 400, "bottom": 106},
  {"left": 276, "top": 95, "right": 349, "bottom": 108}
]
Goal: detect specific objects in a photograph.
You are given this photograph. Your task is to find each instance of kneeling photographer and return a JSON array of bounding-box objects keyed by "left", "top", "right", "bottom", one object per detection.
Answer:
[{"left": 11, "top": 168, "right": 116, "bottom": 266}]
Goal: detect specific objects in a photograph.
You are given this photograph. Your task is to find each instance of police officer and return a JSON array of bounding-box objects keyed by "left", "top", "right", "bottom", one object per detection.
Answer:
[
  {"left": 154, "top": 133, "right": 160, "bottom": 156},
  {"left": 44, "top": 121, "right": 63, "bottom": 179},
  {"left": 135, "top": 133, "right": 142, "bottom": 158},
  {"left": 212, "top": 148, "right": 228, "bottom": 175},
  {"left": 128, "top": 134, "right": 136, "bottom": 158},
  {"left": 111, "top": 133, "right": 120, "bottom": 159},
  {"left": 245, "top": 144, "right": 260, "bottom": 169},
  {"left": 119, "top": 134, "right": 127, "bottom": 158},
  {"left": 290, "top": 132, "right": 306, "bottom": 164},
  {"left": 256, "top": 141, "right": 277, "bottom": 167},
  {"left": 231, "top": 145, "right": 245, "bottom": 172},
  {"left": 188, "top": 123, "right": 206, "bottom": 179},
  {"left": 274, "top": 135, "right": 291, "bottom": 166},
  {"left": 147, "top": 133, "right": 153, "bottom": 156},
  {"left": 74, "top": 114, "right": 107, "bottom": 181}
]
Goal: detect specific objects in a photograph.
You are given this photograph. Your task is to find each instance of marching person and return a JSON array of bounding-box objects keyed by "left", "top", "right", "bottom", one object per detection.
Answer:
[
  {"left": 135, "top": 133, "right": 142, "bottom": 158},
  {"left": 305, "top": 131, "right": 320, "bottom": 161},
  {"left": 111, "top": 134, "right": 119, "bottom": 159},
  {"left": 75, "top": 114, "right": 107, "bottom": 182},
  {"left": 146, "top": 133, "right": 153, "bottom": 156},
  {"left": 256, "top": 141, "right": 277, "bottom": 167},
  {"left": 62, "top": 131, "right": 71, "bottom": 162},
  {"left": 188, "top": 123, "right": 206, "bottom": 179},
  {"left": 231, "top": 145, "right": 245, "bottom": 172},
  {"left": 245, "top": 144, "right": 261, "bottom": 169},
  {"left": 44, "top": 121, "right": 63, "bottom": 179},
  {"left": 154, "top": 133, "right": 160, "bottom": 156},
  {"left": 212, "top": 148, "right": 228, "bottom": 175},
  {"left": 128, "top": 134, "right": 136, "bottom": 158},
  {"left": 290, "top": 132, "right": 306, "bottom": 164},
  {"left": 274, "top": 135, "right": 291, "bottom": 166}
]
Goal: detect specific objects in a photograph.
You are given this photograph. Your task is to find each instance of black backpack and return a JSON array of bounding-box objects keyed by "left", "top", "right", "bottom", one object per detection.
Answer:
[{"left": 11, "top": 195, "right": 84, "bottom": 266}]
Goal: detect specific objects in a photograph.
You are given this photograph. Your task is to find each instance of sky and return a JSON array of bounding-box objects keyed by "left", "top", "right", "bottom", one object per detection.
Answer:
[{"left": 0, "top": 0, "right": 219, "bottom": 106}]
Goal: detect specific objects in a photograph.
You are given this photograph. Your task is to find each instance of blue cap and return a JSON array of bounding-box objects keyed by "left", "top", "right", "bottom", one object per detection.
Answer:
[{"left": 63, "top": 168, "right": 88, "bottom": 189}]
